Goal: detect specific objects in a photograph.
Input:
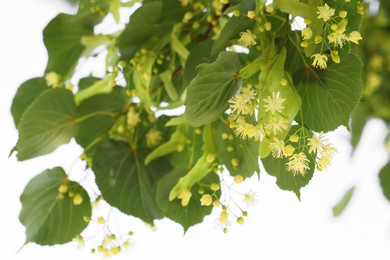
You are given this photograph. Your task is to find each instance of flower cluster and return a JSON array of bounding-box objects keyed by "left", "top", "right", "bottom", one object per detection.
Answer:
[
  {"left": 72, "top": 199, "right": 134, "bottom": 258},
  {"left": 268, "top": 129, "right": 337, "bottom": 176},
  {"left": 301, "top": 2, "right": 363, "bottom": 69},
  {"left": 228, "top": 85, "right": 264, "bottom": 141}
]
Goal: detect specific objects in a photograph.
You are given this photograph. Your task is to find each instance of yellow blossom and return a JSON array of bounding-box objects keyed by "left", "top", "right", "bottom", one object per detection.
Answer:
[
  {"left": 247, "top": 10, "right": 256, "bottom": 19},
  {"left": 265, "top": 116, "right": 289, "bottom": 136},
  {"left": 301, "top": 27, "right": 313, "bottom": 40},
  {"left": 73, "top": 235, "right": 85, "bottom": 248},
  {"left": 238, "top": 30, "right": 257, "bottom": 48},
  {"left": 45, "top": 72, "right": 62, "bottom": 87},
  {"left": 73, "top": 193, "right": 83, "bottom": 205},
  {"left": 263, "top": 92, "right": 285, "bottom": 115},
  {"left": 234, "top": 175, "right": 244, "bottom": 184},
  {"left": 216, "top": 211, "right": 230, "bottom": 228},
  {"left": 307, "top": 132, "right": 327, "bottom": 154},
  {"left": 339, "top": 11, "right": 347, "bottom": 18},
  {"left": 268, "top": 137, "right": 285, "bottom": 158},
  {"left": 244, "top": 191, "right": 257, "bottom": 206},
  {"left": 314, "top": 35, "right": 323, "bottom": 44},
  {"left": 283, "top": 145, "right": 295, "bottom": 157},
  {"left": 210, "top": 183, "right": 220, "bottom": 191},
  {"left": 317, "top": 146, "right": 337, "bottom": 171},
  {"left": 348, "top": 31, "right": 362, "bottom": 44},
  {"left": 200, "top": 194, "right": 213, "bottom": 206},
  {"left": 311, "top": 54, "right": 328, "bottom": 69},
  {"left": 126, "top": 108, "right": 140, "bottom": 126},
  {"left": 331, "top": 50, "right": 341, "bottom": 63},
  {"left": 317, "top": 3, "right": 335, "bottom": 22},
  {"left": 178, "top": 189, "right": 192, "bottom": 207},
  {"left": 286, "top": 152, "right": 310, "bottom": 175},
  {"left": 146, "top": 129, "right": 162, "bottom": 147},
  {"left": 289, "top": 134, "right": 299, "bottom": 143}
]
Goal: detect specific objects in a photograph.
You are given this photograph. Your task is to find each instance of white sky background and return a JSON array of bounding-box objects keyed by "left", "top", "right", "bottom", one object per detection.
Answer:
[{"left": 1, "top": 1, "right": 390, "bottom": 259}]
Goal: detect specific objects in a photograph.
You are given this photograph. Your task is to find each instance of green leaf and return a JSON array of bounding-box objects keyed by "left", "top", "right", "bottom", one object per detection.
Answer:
[
  {"left": 92, "top": 141, "right": 171, "bottom": 223},
  {"left": 294, "top": 54, "right": 363, "bottom": 132},
  {"left": 379, "top": 161, "right": 390, "bottom": 201},
  {"left": 19, "top": 167, "right": 91, "bottom": 245},
  {"left": 116, "top": 2, "right": 163, "bottom": 48},
  {"left": 76, "top": 88, "right": 129, "bottom": 153},
  {"left": 183, "top": 40, "right": 213, "bottom": 86},
  {"left": 333, "top": 186, "right": 355, "bottom": 217},
  {"left": 16, "top": 88, "right": 77, "bottom": 160},
  {"left": 213, "top": 120, "right": 259, "bottom": 178},
  {"left": 156, "top": 168, "right": 219, "bottom": 231},
  {"left": 184, "top": 51, "right": 242, "bottom": 127},
  {"left": 274, "top": 0, "right": 310, "bottom": 18},
  {"left": 43, "top": 13, "right": 94, "bottom": 77},
  {"left": 261, "top": 126, "right": 315, "bottom": 198},
  {"left": 11, "top": 78, "right": 48, "bottom": 127}
]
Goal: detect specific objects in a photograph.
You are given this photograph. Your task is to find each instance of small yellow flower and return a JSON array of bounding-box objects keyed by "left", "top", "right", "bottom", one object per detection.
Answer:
[
  {"left": 200, "top": 194, "right": 213, "bottom": 206},
  {"left": 45, "top": 72, "right": 62, "bottom": 87},
  {"left": 263, "top": 92, "right": 285, "bottom": 115},
  {"left": 348, "top": 31, "right": 362, "bottom": 44},
  {"left": 73, "top": 193, "right": 83, "bottom": 205},
  {"left": 289, "top": 134, "right": 299, "bottom": 143},
  {"left": 265, "top": 116, "right": 289, "bottom": 136},
  {"left": 234, "top": 175, "right": 244, "bottom": 184},
  {"left": 301, "top": 27, "right": 313, "bottom": 40},
  {"left": 210, "top": 183, "right": 220, "bottom": 191},
  {"left": 317, "top": 3, "right": 335, "bottom": 22},
  {"left": 331, "top": 50, "right": 340, "bottom": 64},
  {"left": 286, "top": 152, "right": 310, "bottom": 175},
  {"left": 146, "top": 129, "right": 162, "bottom": 147},
  {"left": 268, "top": 137, "right": 285, "bottom": 158},
  {"left": 126, "top": 108, "right": 140, "bottom": 126},
  {"left": 58, "top": 184, "right": 68, "bottom": 193},
  {"left": 339, "top": 11, "right": 347, "bottom": 18},
  {"left": 311, "top": 54, "right": 328, "bottom": 69},
  {"left": 97, "top": 216, "right": 105, "bottom": 224},
  {"left": 73, "top": 235, "right": 85, "bottom": 248},
  {"left": 178, "top": 189, "right": 192, "bottom": 207},
  {"left": 314, "top": 35, "right": 323, "bottom": 44},
  {"left": 307, "top": 132, "right": 327, "bottom": 154},
  {"left": 283, "top": 145, "right": 295, "bottom": 157},
  {"left": 247, "top": 10, "right": 256, "bottom": 19},
  {"left": 237, "top": 217, "right": 245, "bottom": 224},
  {"left": 317, "top": 146, "right": 337, "bottom": 171},
  {"left": 244, "top": 191, "right": 257, "bottom": 206},
  {"left": 238, "top": 30, "right": 257, "bottom": 48}
]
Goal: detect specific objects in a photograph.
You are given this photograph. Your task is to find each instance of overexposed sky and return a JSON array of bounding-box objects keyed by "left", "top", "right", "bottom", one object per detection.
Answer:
[{"left": 1, "top": 1, "right": 390, "bottom": 259}]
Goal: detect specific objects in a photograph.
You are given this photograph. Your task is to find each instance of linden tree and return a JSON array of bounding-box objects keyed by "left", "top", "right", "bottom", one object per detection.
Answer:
[{"left": 11, "top": 0, "right": 367, "bottom": 256}]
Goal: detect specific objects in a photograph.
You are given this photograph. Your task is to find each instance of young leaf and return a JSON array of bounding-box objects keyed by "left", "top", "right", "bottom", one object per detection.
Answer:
[
  {"left": 75, "top": 88, "right": 129, "bottom": 153},
  {"left": 379, "top": 161, "right": 390, "bottom": 201},
  {"left": 11, "top": 78, "right": 48, "bottom": 127},
  {"left": 16, "top": 88, "right": 77, "bottom": 160},
  {"left": 44, "top": 13, "right": 94, "bottom": 77},
  {"left": 294, "top": 54, "right": 363, "bottom": 132},
  {"left": 19, "top": 167, "right": 91, "bottom": 245},
  {"left": 116, "top": 2, "right": 163, "bottom": 48},
  {"left": 184, "top": 51, "right": 242, "bottom": 127},
  {"left": 156, "top": 168, "right": 220, "bottom": 231},
  {"left": 92, "top": 141, "right": 171, "bottom": 224},
  {"left": 333, "top": 186, "right": 356, "bottom": 217}
]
